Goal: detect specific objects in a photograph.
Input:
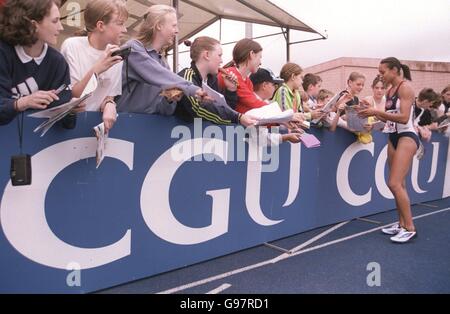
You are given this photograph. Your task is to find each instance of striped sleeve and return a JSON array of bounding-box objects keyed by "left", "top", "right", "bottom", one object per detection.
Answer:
[{"left": 183, "top": 69, "right": 233, "bottom": 125}]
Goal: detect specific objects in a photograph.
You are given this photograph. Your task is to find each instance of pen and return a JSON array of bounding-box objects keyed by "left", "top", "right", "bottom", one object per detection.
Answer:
[{"left": 55, "top": 84, "right": 67, "bottom": 95}]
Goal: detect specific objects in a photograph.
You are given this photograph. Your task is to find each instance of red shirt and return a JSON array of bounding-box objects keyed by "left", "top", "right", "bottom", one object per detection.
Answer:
[{"left": 217, "top": 66, "right": 267, "bottom": 114}]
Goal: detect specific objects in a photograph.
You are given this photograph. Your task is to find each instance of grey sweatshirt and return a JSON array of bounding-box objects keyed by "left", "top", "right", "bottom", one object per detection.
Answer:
[{"left": 116, "top": 39, "right": 199, "bottom": 115}]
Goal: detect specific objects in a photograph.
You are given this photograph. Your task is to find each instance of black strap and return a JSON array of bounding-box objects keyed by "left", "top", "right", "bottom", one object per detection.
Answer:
[
  {"left": 17, "top": 112, "right": 24, "bottom": 154},
  {"left": 388, "top": 80, "right": 406, "bottom": 100}
]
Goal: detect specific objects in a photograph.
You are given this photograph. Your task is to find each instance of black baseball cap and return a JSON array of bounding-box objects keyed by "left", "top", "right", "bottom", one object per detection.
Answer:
[{"left": 250, "top": 68, "right": 284, "bottom": 85}]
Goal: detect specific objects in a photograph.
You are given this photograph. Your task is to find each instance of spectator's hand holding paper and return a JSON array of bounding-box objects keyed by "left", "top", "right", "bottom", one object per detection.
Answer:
[
  {"left": 94, "top": 122, "right": 107, "bottom": 168},
  {"left": 160, "top": 88, "right": 184, "bottom": 102},
  {"left": 29, "top": 93, "right": 92, "bottom": 136},
  {"left": 438, "top": 118, "right": 450, "bottom": 129},
  {"left": 246, "top": 102, "right": 294, "bottom": 126},
  {"left": 201, "top": 82, "right": 227, "bottom": 106},
  {"left": 312, "top": 92, "right": 342, "bottom": 124}
]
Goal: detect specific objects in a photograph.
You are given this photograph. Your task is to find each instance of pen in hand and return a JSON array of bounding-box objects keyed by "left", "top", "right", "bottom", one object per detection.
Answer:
[{"left": 55, "top": 84, "right": 70, "bottom": 95}]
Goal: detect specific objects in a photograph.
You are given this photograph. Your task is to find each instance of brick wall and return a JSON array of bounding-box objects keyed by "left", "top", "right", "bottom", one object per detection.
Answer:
[{"left": 304, "top": 57, "right": 450, "bottom": 98}]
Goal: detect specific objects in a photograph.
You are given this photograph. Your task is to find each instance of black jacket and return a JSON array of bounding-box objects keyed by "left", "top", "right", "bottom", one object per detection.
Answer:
[{"left": 176, "top": 62, "right": 240, "bottom": 124}]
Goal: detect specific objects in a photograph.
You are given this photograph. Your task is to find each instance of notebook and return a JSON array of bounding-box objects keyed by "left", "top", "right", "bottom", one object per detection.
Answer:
[{"left": 300, "top": 133, "right": 321, "bottom": 148}]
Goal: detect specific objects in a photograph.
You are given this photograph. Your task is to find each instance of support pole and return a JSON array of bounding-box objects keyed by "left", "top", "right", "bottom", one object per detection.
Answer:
[
  {"left": 172, "top": 0, "right": 179, "bottom": 73},
  {"left": 286, "top": 27, "right": 290, "bottom": 62},
  {"left": 245, "top": 22, "right": 253, "bottom": 39}
]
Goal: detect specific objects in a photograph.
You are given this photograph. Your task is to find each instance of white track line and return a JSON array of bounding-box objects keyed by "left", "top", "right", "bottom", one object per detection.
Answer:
[
  {"left": 284, "top": 207, "right": 450, "bottom": 260},
  {"left": 157, "top": 259, "right": 272, "bottom": 294},
  {"left": 158, "top": 222, "right": 348, "bottom": 294},
  {"left": 206, "top": 283, "right": 232, "bottom": 294},
  {"left": 157, "top": 207, "right": 450, "bottom": 294},
  {"left": 271, "top": 220, "right": 350, "bottom": 263}
]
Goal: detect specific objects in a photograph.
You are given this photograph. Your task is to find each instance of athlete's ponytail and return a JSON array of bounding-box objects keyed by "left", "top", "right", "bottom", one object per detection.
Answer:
[
  {"left": 400, "top": 63, "right": 412, "bottom": 81},
  {"left": 380, "top": 57, "right": 412, "bottom": 81}
]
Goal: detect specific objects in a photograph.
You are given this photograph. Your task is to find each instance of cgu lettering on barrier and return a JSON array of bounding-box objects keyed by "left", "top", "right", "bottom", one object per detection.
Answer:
[{"left": 0, "top": 114, "right": 448, "bottom": 292}]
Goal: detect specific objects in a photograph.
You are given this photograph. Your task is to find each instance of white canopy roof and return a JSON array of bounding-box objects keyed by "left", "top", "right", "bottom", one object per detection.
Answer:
[{"left": 60, "top": 0, "right": 324, "bottom": 43}]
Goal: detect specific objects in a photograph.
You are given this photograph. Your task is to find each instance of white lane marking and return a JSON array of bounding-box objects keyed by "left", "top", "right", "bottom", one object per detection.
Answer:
[
  {"left": 285, "top": 207, "right": 450, "bottom": 259},
  {"left": 206, "top": 283, "right": 232, "bottom": 294},
  {"left": 157, "top": 207, "right": 450, "bottom": 294},
  {"left": 271, "top": 220, "right": 350, "bottom": 263},
  {"left": 157, "top": 259, "right": 272, "bottom": 294},
  {"left": 158, "top": 221, "right": 349, "bottom": 293}
]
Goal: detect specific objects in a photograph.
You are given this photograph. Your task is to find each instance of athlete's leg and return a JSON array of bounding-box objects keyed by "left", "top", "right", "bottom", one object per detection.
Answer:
[{"left": 387, "top": 137, "right": 417, "bottom": 231}]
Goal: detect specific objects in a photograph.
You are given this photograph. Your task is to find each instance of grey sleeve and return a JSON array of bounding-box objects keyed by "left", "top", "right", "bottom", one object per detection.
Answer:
[
  {"left": 157, "top": 97, "right": 178, "bottom": 116},
  {"left": 128, "top": 43, "right": 199, "bottom": 97}
]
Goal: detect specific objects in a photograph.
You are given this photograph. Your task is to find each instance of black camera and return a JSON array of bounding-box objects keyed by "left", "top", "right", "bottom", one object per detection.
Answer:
[
  {"left": 111, "top": 47, "right": 131, "bottom": 59},
  {"left": 61, "top": 112, "right": 77, "bottom": 130},
  {"left": 338, "top": 90, "right": 359, "bottom": 107},
  {"left": 10, "top": 154, "right": 32, "bottom": 186}
]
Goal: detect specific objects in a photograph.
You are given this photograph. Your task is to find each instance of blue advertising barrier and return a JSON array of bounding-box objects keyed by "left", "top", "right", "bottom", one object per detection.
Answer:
[{"left": 1, "top": 112, "right": 449, "bottom": 293}]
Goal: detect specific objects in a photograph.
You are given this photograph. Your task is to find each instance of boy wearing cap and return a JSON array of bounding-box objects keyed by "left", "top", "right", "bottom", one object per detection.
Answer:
[
  {"left": 249, "top": 67, "right": 304, "bottom": 144},
  {"left": 250, "top": 68, "right": 283, "bottom": 102}
]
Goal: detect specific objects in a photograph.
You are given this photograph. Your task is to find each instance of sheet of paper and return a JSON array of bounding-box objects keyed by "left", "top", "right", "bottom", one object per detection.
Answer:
[
  {"left": 33, "top": 108, "right": 71, "bottom": 137},
  {"left": 246, "top": 102, "right": 282, "bottom": 119},
  {"left": 345, "top": 106, "right": 368, "bottom": 132},
  {"left": 254, "top": 109, "right": 294, "bottom": 125},
  {"left": 29, "top": 93, "right": 92, "bottom": 136},
  {"left": 246, "top": 102, "right": 293, "bottom": 125},
  {"left": 93, "top": 122, "right": 107, "bottom": 168},
  {"left": 201, "top": 82, "right": 229, "bottom": 108},
  {"left": 312, "top": 92, "right": 342, "bottom": 124},
  {"left": 93, "top": 114, "right": 117, "bottom": 168},
  {"left": 28, "top": 99, "right": 77, "bottom": 118},
  {"left": 82, "top": 74, "right": 98, "bottom": 98},
  {"left": 371, "top": 120, "right": 386, "bottom": 131},
  {"left": 301, "top": 120, "right": 311, "bottom": 129},
  {"left": 438, "top": 118, "right": 450, "bottom": 129}
]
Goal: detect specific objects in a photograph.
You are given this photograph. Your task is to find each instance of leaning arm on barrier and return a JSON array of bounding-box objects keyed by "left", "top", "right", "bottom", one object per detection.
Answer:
[
  {"left": 98, "top": 54, "right": 123, "bottom": 131},
  {"left": 99, "top": 96, "right": 117, "bottom": 132},
  {"left": 0, "top": 47, "right": 44, "bottom": 125},
  {"left": 0, "top": 46, "right": 72, "bottom": 125},
  {"left": 273, "top": 85, "right": 312, "bottom": 121},
  {"left": 185, "top": 94, "right": 235, "bottom": 125},
  {"left": 177, "top": 67, "right": 236, "bottom": 125},
  {"left": 127, "top": 41, "right": 200, "bottom": 98},
  {"left": 0, "top": 68, "right": 16, "bottom": 125},
  {"left": 358, "top": 84, "right": 414, "bottom": 125},
  {"left": 0, "top": 98, "right": 16, "bottom": 126},
  {"left": 328, "top": 101, "right": 348, "bottom": 132},
  {"left": 0, "top": 45, "right": 15, "bottom": 125}
]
